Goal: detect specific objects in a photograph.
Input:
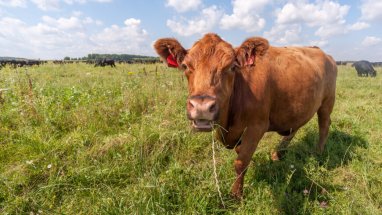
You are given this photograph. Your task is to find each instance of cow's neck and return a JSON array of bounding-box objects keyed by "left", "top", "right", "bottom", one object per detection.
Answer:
[{"left": 215, "top": 70, "right": 249, "bottom": 148}]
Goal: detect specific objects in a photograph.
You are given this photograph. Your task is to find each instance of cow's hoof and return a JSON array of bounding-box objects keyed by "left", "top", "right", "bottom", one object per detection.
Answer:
[
  {"left": 271, "top": 151, "right": 280, "bottom": 161},
  {"left": 316, "top": 145, "right": 325, "bottom": 155},
  {"left": 271, "top": 150, "right": 286, "bottom": 161},
  {"left": 230, "top": 187, "right": 243, "bottom": 201},
  {"left": 230, "top": 192, "right": 243, "bottom": 201}
]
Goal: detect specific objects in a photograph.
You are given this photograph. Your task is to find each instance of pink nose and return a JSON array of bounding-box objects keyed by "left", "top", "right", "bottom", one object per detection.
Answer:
[{"left": 187, "top": 95, "right": 218, "bottom": 120}]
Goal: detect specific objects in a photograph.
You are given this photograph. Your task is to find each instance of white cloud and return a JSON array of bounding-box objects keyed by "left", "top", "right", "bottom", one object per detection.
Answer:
[
  {"left": 264, "top": 24, "right": 302, "bottom": 45},
  {"left": 124, "top": 18, "right": 140, "bottom": 26},
  {"left": 361, "top": 0, "right": 382, "bottom": 21},
  {"left": 0, "top": 17, "right": 26, "bottom": 40},
  {"left": 275, "top": 1, "right": 350, "bottom": 27},
  {"left": 79, "top": 15, "right": 103, "bottom": 25},
  {"left": 0, "top": 15, "right": 150, "bottom": 59},
  {"left": 0, "top": 17, "right": 73, "bottom": 57},
  {"left": 348, "top": 22, "right": 370, "bottom": 31},
  {"left": 166, "top": 5, "right": 223, "bottom": 36},
  {"left": 266, "top": 0, "right": 351, "bottom": 46},
  {"left": 309, "top": 40, "right": 328, "bottom": 47},
  {"left": 315, "top": 24, "right": 347, "bottom": 38},
  {"left": 83, "top": 16, "right": 93, "bottom": 24},
  {"left": 31, "top": 0, "right": 60, "bottom": 11},
  {"left": 64, "top": 0, "right": 87, "bottom": 4},
  {"left": 90, "top": 18, "right": 150, "bottom": 55},
  {"left": 166, "top": 0, "right": 201, "bottom": 12},
  {"left": 220, "top": 0, "right": 270, "bottom": 32},
  {"left": 42, "top": 16, "right": 84, "bottom": 30},
  {"left": 362, "top": 36, "right": 381, "bottom": 46},
  {"left": 64, "top": 0, "right": 112, "bottom": 4},
  {"left": 0, "top": 0, "right": 27, "bottom": 7},
  {"left": 0, "top": 0, "right": 113, "bottom": 11},
  {"left": 72, "top": 10, "right": 83, "bottom": 17}
]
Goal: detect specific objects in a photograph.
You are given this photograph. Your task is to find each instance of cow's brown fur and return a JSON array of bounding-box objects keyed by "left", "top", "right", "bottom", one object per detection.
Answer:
[{"left": 154, "top": 33, "right": 337, "bottom": 199}]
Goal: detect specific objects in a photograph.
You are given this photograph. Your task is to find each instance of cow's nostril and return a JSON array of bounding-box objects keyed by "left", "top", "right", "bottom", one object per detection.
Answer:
[
  {"left": 209, "top": 103, "right": 217, "bottom": 113},
  {"left": 188, "top": 100, "right": 195, "bottom": 109}
]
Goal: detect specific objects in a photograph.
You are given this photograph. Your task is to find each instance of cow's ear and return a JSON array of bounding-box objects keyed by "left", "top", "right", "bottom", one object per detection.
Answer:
[
  {"left": 236, "top": 37, "right": 269, "bottom": 67},
  {"left": 153, "top": 38, "right": 187, "bottom": 69}
]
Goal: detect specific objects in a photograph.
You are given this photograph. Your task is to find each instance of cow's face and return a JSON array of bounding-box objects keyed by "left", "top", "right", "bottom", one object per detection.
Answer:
[
  {"left": 371, "top": 69, "right": 377, "bottom": 77},
  {"left": 183, "top": 35, "right": 236, "bottom": 131},
  {"left": 154, "top": 34, "right": 235, "bottom": 131},
  {"left": 154, "top": 33, "right": 269, "bottom": 131}
]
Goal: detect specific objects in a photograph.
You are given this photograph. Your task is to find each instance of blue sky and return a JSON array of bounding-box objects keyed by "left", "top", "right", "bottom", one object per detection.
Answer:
[{"left": 0, "top": 0, "right": 381, "bottom": 61}]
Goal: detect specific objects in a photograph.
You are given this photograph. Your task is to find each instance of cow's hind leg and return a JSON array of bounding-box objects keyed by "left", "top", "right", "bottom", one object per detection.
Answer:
[
  {"left": 317, "top": 98, "right": 335, "bottom": 153},
  {"left": 271, "top": 129, "right": 298, "bottom": 161}
]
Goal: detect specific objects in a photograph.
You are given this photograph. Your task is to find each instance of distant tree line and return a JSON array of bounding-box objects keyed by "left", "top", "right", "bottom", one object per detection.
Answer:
[
  {"left": 61, "top": 54, "right": 160, "bottom": 64},
  {"left": 336, "top": 61, "right": 382, "bottom": 67},
  {"left": 85, "top": 54, "right": 158, "bottom": 62}
]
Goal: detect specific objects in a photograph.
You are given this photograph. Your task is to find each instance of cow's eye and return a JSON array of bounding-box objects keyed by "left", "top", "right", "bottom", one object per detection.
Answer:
[
  {"left": 227, "top": 65, "right": 235, "bottom": 73},
  {"left": 181, "top": 63, "right": 188, "bottom": 70}
]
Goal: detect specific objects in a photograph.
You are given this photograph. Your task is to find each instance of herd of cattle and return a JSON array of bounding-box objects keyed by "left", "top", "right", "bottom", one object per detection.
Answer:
[
  {"left": 0, "top": 58, "right": 378, "bottom": 77},
  {"left": 0, "top": 59, "right": 47, "bottom": 68},
  {"left": 0, "top": 58, "right": 160, "bottom": 69}
]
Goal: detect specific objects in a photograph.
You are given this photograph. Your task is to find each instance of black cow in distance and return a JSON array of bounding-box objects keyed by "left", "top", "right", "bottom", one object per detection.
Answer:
[
  {"left": 352, "top": 60, "right": 377, "bottom": 77},
  {"left": 94, "top": 59, "right": 116, "bottom": 67}
]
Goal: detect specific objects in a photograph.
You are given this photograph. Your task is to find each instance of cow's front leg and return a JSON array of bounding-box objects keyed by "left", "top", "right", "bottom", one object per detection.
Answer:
[{"left": 231, "top": 126, "right": 266, "bottom": 199}]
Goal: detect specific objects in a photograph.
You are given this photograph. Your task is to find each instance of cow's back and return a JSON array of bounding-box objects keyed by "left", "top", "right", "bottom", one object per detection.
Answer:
[{"left": 257, "top": 46, "right": 337, "bottom": 132}]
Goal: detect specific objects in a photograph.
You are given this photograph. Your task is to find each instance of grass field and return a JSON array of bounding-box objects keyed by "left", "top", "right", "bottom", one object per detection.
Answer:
[{"left": 0, "top": 63, "right": 381, "bottom": 214}]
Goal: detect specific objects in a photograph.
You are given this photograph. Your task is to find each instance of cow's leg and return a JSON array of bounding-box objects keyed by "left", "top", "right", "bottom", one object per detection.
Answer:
[
  {"left": 271, "top": 129, "right": 298, "bottom": 161},
  {"left": 231, "top": 126, "right": 266, "bottom": 199},
  {"left": 317, "top": 98, "right": 335, "bottom": 153}
]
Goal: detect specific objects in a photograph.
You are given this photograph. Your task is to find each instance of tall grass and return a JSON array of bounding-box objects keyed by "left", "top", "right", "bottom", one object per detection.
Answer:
[{"left": 0, "top": 63, "right": 381, "bottom": 214}]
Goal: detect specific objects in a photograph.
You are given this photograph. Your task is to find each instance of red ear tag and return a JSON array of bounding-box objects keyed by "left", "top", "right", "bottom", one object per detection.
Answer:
[{"left": 167, "top": 54, "right": 179, "bottom": 68}]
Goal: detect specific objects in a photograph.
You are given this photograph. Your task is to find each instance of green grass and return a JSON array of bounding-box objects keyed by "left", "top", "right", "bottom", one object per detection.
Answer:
[{"left": 0, "top": 63, "right": 381, "bottom": 214}]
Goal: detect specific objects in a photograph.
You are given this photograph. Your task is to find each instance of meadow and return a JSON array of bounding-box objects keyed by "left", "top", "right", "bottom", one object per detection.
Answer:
[{"left": 0, "top": 62, "right": 381, "bottom": 214}]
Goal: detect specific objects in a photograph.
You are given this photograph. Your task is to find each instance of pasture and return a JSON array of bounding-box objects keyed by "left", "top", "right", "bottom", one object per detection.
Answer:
[{"left": 0, "top": 63, "right": 381, "bottom": 214}]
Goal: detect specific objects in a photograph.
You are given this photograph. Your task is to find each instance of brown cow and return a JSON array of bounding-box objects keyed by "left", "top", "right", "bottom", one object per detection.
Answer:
[{"left": 154, "top": 33, "right": 337, "bottom": 199}]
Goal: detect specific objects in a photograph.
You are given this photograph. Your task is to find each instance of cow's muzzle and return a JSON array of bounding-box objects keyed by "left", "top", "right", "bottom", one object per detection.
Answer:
[{"left": 187, "top": 95, "right": 218, "bottom": 132}]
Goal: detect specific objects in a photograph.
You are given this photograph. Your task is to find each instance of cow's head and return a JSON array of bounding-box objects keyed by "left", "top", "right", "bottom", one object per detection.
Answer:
[
  {"left": 154, "top": 33, "right": 269, "bottom": 131},
  {"left": 371, "top": 69, "right": 377, "bottom": 77}
]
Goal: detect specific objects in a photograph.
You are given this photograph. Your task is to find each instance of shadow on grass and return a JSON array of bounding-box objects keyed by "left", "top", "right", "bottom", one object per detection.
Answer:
[{"left": 248, "top": 128, "right": 368, "bottom": 214}]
